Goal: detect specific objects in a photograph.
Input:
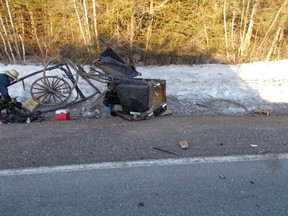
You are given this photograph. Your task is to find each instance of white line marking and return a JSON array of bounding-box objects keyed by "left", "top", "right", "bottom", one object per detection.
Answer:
[{"left": 1, "top": 153, "right": 288, "bottom": 177}]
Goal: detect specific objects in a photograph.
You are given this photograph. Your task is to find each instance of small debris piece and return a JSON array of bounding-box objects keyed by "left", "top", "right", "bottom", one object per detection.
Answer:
[
  {"left": 178, "top": 140, "right": 189, "bottom": 149},
  {"left": 138, "top": 202, "right": 144, "bottom": 207},
  {"left": 153, "top": 147, "right": 178, "bottom": 155},
  {"left": 250, "top": 144, "right": 258, "bottom": 147},
  {"left": 22, "top": 98, "right": 39, "bottom": 112},
  {"left": 218, "top": 174, "right": 226, "bottom": 179},
  {"left": 26, "top": 118, "right": 31, "bottom": 124},
  {"left": 160, "top": 108, "right": 173, "bottom": 116},
  {"left": 252, "top": 108, "right": 272, "bottom": 116},
  {"left": 250, "top": 180, "right": 255, "bottom": 184}
]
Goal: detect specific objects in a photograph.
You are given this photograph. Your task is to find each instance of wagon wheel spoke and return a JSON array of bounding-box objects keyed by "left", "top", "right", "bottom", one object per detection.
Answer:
[{"left": 30, "top": 76, "right": 72, "bottom": 106}]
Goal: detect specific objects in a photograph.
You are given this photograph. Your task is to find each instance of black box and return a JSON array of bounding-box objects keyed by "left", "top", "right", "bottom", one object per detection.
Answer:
[{"left": 115, "top": 79, "right": 167, "bottom": 116}]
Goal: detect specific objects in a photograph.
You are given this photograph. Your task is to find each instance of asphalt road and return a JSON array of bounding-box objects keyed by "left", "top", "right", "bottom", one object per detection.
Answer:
[
  {"left": 1, "top": 155, "right": 287, "bottom": 216},
  {"left": 1, "top": 114, "right": 288, "bottom": 170}
]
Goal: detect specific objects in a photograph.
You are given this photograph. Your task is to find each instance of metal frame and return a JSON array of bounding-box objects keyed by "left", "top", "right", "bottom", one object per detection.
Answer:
[{"left": 9, "top": 45, "right": 138, "bottom": 115}]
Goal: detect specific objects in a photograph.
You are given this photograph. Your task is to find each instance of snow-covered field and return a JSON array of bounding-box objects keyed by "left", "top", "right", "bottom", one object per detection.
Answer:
[{"left": 1, "top": 59, "right": 288, "bottom": 117}]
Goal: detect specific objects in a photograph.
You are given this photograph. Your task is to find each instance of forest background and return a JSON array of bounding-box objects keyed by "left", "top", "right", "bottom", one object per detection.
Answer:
[{"left": 0, "top": 0, "right": 287, "bottom": 65}]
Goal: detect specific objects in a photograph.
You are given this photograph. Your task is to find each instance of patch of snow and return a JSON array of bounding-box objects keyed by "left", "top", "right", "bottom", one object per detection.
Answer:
[{"left": 1, "top": 59, "right": 288, "bottom": 117}]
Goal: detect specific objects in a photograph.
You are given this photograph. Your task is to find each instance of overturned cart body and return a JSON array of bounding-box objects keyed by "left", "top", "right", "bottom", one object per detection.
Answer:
[
  {"left": 105, "top": 78, "right": 167, "bottom": 119},
  {"left": 94, "top": 47, "right": 167, "bottom": 120}
]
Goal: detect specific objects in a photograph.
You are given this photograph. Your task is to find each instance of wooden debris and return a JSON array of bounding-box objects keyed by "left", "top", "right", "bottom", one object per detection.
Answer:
[
  {"left": 252, "top": 108, "right": 272, "bottom": 116},
  {"left": 178, "top": 140, "right": 189, "bottom": 149}
]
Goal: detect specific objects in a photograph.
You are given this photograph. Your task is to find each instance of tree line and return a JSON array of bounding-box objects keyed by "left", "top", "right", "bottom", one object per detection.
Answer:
[{"left": 0, "top": 0, "right": 287, "bottom": 65}]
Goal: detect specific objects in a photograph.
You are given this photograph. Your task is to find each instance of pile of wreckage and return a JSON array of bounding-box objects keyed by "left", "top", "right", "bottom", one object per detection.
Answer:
[{"left": 0, "top": 39, "right": 169, "bottom": 124}]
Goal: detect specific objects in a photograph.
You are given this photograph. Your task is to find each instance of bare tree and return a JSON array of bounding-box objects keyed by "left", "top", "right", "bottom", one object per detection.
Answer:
[
  {"left": 266, "top": 27, "right": 282, "bottom": 61},
  {"left": 257, "top": 0, "right": 288, "bottom": 56},
  {"left": 223, "top": 0, "right": 229, "bottom": 59},
  {"left": 230, "top": 1, "right": 237, "bottom": 62},
  {"left": 26, "top": 2, "right": 44, "bottom": 59},
  {"left": 145, "top": 0, "right": 169, "bottom": 51},
  {"left": 19, "top": 34, "right": 26, "bottom": 63},
  {"left": 5, "top": 0, "right": 22, "bottom": 63},
  {"left": 0, "top": 33, "right": 13, "bottom": 63},
  {"left": 92, "top": 0, "right": 99, "bottom": 50},
  {"left": 0, "top": 16, "right": 15, "bottom": 63},
  {"left": 73, "top": 0, "right": 88, "bottom": 47},
  {"left": 238, "top": 0, "right": 258, "bottom": 60},
  {"left": 82, "top": 0, "right": 92, "bottom": 46}
]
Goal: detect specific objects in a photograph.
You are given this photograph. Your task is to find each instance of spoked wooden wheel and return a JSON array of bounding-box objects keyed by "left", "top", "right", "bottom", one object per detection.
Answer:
[{"left": 30, "top": 76, "right": 72, "bottom": 106}]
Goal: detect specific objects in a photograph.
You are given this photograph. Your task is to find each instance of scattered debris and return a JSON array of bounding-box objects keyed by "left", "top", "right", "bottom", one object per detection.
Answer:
[
  {"left": 22, "top": 98, "right": 39, "bottom": 112},
  {"left": 178, "top": 140, "right": 189, "bottom": 149},
  {"left": 153, "top": 147, "right": 178, "bottom": 155},
  {"left": 26, "top": 117, "right": 31, "bottom": 124},
  {"left": 138, "top": 202, "right": 144, "bottom": 207},
  {"left": 249, "top": 180, "right": 255, "bottom": 184},
  {"left": 198, "top": 99, "right": 248, "bottom": 115},
  {"left": 218, "top": 174, "right": 226, "bottom": 179},
  {"left": 252, "top": 108, "right": 272, "bottom": 116},
  {"left": 250, "top": 144, "right": 258, "bottom": 147}
]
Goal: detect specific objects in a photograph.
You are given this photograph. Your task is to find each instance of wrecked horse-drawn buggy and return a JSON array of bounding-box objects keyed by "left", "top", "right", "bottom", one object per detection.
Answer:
[{"left": 1, "top": 40, "right": 167, "bottom": 124}]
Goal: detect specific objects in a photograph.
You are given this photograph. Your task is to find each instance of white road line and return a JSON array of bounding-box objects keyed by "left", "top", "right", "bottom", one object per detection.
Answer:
[{"left": 1, "top": 153, "right": 288, "bottom": 177}]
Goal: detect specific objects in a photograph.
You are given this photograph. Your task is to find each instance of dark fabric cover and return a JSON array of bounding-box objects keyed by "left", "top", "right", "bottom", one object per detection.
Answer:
[
  {"left": 95, "top": 47, "right": 141, "bottom": 78},
  {"left": 101, "top": 47, "right": 125, "bottom": 63}
]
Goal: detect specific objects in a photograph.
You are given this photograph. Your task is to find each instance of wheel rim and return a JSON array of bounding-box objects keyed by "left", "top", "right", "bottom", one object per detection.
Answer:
[{"left": 30, "top": 76, "right": 72, "bottom": 106}]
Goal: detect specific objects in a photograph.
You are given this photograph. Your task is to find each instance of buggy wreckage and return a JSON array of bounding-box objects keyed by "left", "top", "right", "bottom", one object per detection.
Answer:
[{"left": 0, "top": 40, "right": 168, "bottom": 124}]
